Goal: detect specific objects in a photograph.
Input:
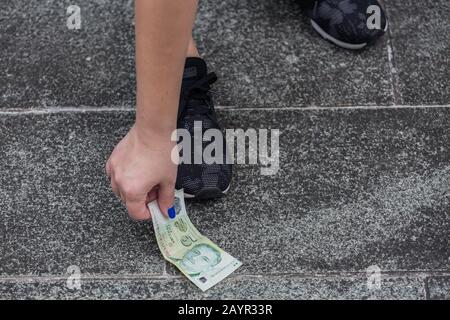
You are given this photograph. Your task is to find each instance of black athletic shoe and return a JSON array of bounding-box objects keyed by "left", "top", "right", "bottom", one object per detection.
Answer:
[
  {"left": 301, "top": 0, "right": 388, "bottom": 50},
  {"left": 175, "top": 57, "right": 232, "bottom": 199}
]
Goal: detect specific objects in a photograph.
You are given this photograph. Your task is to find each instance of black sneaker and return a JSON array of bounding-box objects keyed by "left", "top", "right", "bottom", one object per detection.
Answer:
[
  {"left": 175, "top": 57, "right": 232, "bottom": 199},
  {"left": 301, "top": 0, "right": 388, "bottom": 50}
]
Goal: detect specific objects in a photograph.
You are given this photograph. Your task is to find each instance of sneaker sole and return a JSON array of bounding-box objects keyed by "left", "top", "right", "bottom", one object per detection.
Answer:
[
  {"left": 311, "top": 19, "right": 389, "bottom": 50},
  {"left": 184, "top": 184, "right": 231, "bottom": 200}
]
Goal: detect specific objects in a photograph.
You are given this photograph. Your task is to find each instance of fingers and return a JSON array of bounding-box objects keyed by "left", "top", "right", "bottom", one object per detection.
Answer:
[
  {"left": 109, "top": 171, "right": 126, "bottom": 203},
  {"left": 125, "top": 199, "right": 151, "bottom": 221},
  {"left": 105, "top": 156, "right": 173, "bottom": 221},
  {"left": 107, "top": 157, "right": 123, "bottom": 200},
  {"left": 106, "top": 157, "right": 112, "bottom": 177},
  {"left": 146, "top": 189, "right": 158, "bottom": 203},
  {"left": 110, "top": 173, "right": 120, "bottom": 198},
  {"left": 107, "top": 167, "right": 150, "bottom": 220},
  {"left": 158, "top": 181, "right": 175, "bottom": 218}
]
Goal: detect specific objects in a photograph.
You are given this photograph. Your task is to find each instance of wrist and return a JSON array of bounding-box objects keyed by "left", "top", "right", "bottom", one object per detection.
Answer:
[
  {"left": 133, "top": 119, "right": 176, "bottom": 146},
  {"left": 135, "top": 99, "right": 177, "bottom": 140}
]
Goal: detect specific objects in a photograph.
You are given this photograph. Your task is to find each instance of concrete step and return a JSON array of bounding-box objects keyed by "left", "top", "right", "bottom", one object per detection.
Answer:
[
  {"left": 2, "top": 0, "right": 447, "bottom": 110},
  {"left": 0, "top": 107, "right": 448, "bottom": 298}
]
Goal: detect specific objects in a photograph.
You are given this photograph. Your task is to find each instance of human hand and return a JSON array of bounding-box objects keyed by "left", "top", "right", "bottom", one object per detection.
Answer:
[{"left": 106, "top": 124, "right": 177, "bottom": 220}]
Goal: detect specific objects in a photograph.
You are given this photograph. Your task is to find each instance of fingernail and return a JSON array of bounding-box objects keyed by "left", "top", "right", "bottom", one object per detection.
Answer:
[{"left": 168, "top": 207, "right": 176, "bottom": 219}]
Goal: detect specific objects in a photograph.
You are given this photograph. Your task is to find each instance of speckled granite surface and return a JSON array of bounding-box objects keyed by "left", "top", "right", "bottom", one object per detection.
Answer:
[
  {"left": 0, "top": 0, "right": 448, "bottom": 299},
  {"left": 0, "top": 276, "right": 426, "bottom": 300},
  {"left": 427, "top": 277, "right": 450, "bottom": 300},
  {"left": 387, "top": 0, "right": 450, "bottom": 105}
]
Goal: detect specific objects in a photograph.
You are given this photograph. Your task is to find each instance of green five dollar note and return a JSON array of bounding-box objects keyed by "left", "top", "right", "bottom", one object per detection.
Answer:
[{"left": 148, "top": 189, "right": 242, "bottom": 291}]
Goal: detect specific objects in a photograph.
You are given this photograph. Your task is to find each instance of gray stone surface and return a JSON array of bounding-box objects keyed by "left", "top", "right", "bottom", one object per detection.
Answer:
[
  {"left": 2, "top": 0, "right": 449, "bottom": 109},
  {"left": 1, "top": 0, "right": 394, "bottom": 109},
  {"left": 1, "top": 0, "right": 136, "bottom": 109},
  {"left": 195, "top": 0, "right": 393, "bottom": 108},
  {"left": 0, "top": 276, "right": 425, "bottom": 300},
  {"left": 172, "top": 107, "right": 450, "bottom": 274},
  {"left": 1, "top": 108, "right": 448, "bottom": 282},
  {"left": 1, "top": 0, "right": 448, "bottom": 300},
  {"left": 0, "top": 112, "right": 164, "bottom": 276},
  {"left": 386, "top": 0, "right": 450, "bottom": 105},
  {"left": 427, "top": 277, "right": 450, "bottom": 300}
]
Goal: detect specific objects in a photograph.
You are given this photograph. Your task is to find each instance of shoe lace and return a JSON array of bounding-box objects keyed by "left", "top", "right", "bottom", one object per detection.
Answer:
[{"left": 178, "top": 72, "right": 218, "bottom": 121}]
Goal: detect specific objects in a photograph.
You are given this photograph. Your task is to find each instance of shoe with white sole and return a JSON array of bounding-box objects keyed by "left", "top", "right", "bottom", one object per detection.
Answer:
[
  {"left": 302, "top": 0, "right": 388, "bottom": 50},
  {"left": 175, "top": 57, "right": 232, "bottom": 200}
]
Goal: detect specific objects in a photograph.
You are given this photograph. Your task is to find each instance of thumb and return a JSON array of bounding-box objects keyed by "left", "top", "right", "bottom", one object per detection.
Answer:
[{"left": 158, "top": 182, "right": 175, "bottom": 219}]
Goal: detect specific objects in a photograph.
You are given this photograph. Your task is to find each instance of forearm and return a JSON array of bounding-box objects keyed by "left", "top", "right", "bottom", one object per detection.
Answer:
[{"left": 134, "top": 0, "right": 198, "bottom": 139}]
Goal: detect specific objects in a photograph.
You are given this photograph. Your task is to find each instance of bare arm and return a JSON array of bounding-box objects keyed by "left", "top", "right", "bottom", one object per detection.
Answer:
[
  {"left": 135, "top": 0, "right": 198, "bottom": 139},
  {"left": 106, "top": 0, "right": 199, "bottom": 220}
]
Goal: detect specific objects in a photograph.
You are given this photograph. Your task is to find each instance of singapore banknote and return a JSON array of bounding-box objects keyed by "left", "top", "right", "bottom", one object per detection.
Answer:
[{"left": 148, "top": 189, "right": 242, "bottom": 291}]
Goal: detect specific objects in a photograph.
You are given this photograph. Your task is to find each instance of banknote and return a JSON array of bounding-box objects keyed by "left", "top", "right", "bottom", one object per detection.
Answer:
[{"left": 148, "top": 189, "right": 242, "bottom": 291}]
